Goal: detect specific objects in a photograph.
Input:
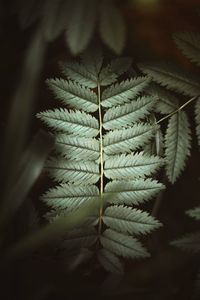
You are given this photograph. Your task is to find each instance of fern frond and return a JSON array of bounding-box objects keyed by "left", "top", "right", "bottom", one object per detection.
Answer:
[
  {"left": 61, "top": 60, "right": 98, "bottom": 88},
  {"left": 171, "top": 231, "right": 200, "bottom": 253},
  {"left": 103, "top": 124, "right": 158, "bottom": 155},
  {"left": 99, "top": 1, "right": 125, "bottom": 54},
  {"left": 187, "top": 206, "right": 200, "bottom": 221},
  {"left": 100, "top": 229, "right": 150, "bottom": 258},
  {"left": 98, "top": 249, "right": 124, "bottom": 274},
  {"left": 103, "top": 205, "right": 161, "bottom": 235},
  {"left": 46, "top": 158, "right": 100, "bottom": 184},
  {"left": 101, "top": 77, "right": 149, "bottom": 108},
  {"left": 37, "top": 109, "right": 99, "bottom": 137},
  {"left": 195, "top": 98, "right": 200, "bottom": 146},
  {"left": 164, "top": 111, "right": 191, "bottom": 183},
  {"left": 104, "top": 152, "right": 164, "bottom": 180},
  {"left": 65, "top": 0, "right": 97, "bottom": 55},
  {"left": 62, "top": 226, "right": 97, "bottom": 250},
  {"left": 103, "top": 96, "right": 156, "bottom": 130},
  {"left": 41, "top": 184, "right": 99, "bottom": 212},
  {"left": 173, "top": 32, "right": 200, "bottom": 66},
  {"left": 55, "top": 134, "right": 99, "bottom": 161},
  {"left": 147, "top": 84, "right": 179, "bottom": 114},
  {"left": 105, "top": 179, "right": 165, "bottom": 205},
  {"left": 81, "top": 47, "right": 103, "bottom": 77},
  {"left": 140, "top": 63, "right": 200, "bottom": 97},
  {"left": 47, "top": 79, "right": 98, "bottom": 112}
]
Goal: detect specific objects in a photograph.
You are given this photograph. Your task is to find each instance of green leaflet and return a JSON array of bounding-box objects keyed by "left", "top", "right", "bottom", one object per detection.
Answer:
[
  {"left": 46, "top": 158, "right": 100, "bottom": 184},
  {"left": 103, "top": 205, "right": 161, "bottom": 235},
  {"left": 97, "top": 249, "right": 124, "bottom": 274},
  {"left": 104, "top": 152, "right": 164, "bottom": 180},
  {"left": 99, "top": 0, "right": 125, "bottom": 54},
  {"left": 195, "top": 98, "right": 200, "bottom": 146},
  {"left": 100, "top": 229, "right": 150, "bottom": 258},
  {"left": 164, "top": 111, "right": 191, "bottom": 183},
  {"left": 103, "top": 96, "right": 156, "bottom": 130},
  {"left": 47, "top": 78, "right": 98, "bottom": 112},
  {"left": 140, "top": 63, "right": 200, "bottom": 97},
  {"left": 61, "top": 60, "right": 98, "bottom": 88},
  {"left": 101, "top": 77, "right": 149, "bottom": 108},
  {"left": 103, "top": 124, "right": 158, "bottom": 155},
  {"left": 174, "top": 32, "right": 200, "bottom": 66},
  {"left": 99, "top": 57, "right": 132, "bottom": 86},
  {"left": 187, "top": 206, "right": 200, "bottom": 221},
  {"left": 171, "top": 232, "right": 200, "bottom": 253},
  {"left": 105, "top": 179, "right": 165, "bottom": 205},
  {"left": 41, "top": 184, "right": 99, "bottom": 212},
  {"left": 55, "top": 134, "right": 99, "bottom": 161},
  {"left": 61, "top": 226, "right": 98, "bottom": 250},
  {"left": 147, "top": 84, "right": 179, "bottom": 114},
  {"left": 65, "top": 0, "right": 97, "bottom": 55},
  {"left": 37, "top": 108, "right": 99, "bottom": 137}
]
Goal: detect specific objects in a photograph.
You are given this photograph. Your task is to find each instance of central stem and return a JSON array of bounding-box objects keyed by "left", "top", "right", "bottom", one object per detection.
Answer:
[{"left": 97, "top": 80, "right": 104, "bottom": 235}]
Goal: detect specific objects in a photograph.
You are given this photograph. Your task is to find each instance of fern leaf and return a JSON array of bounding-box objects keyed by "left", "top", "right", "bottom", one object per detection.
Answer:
[
  {"left": 103, "top": 124, "right": 158, "bottom": 155},
  {"left": 37, "top": 109, "right": 99, "bottom": 137},
  {"left": 99, "top": 1, "right": 125, "bottom": 54},
  {"left": 81, "top": 46, "right": 103, "bottom": 77},
  {"left": 195, "top": 98, "right": 200, "bottom": 146},
  {"left": 174, "top": 32, "right": 200, "bottom": 66},
  {"left": 140, "top": 63, "right": 200, "bottom": 97},
  {"left": 104, "top": 153, "right": 164, "bottom": 180},
  {"left": 187, "top": 206, "right": 200, "bottom": 221},
  {"left": 46, "top": 158, "right": 100, "bottom": 184},
  {"left": 105, "top": 179, "right": 165, "bottom": 205},
  {"left": 171, "top": 231, "right": 200, "bottom": 253},
  {"left": 164, "top": 111, "right": 191, "bottom": 183},
  {"left": 103, "top": 96, "right": 156, "bottom": 130},
  {"left": 98, "top": 249, "right": 124, "bottom": 274},
  {"left": 62, "top": 226, "right": 97, "bottom": 250},
  {"left": 99, "top": 57, "right": 132, "bottom": 86},
  {"left": 41, "top": 184, "right": 99, "bottom": 212},
  {"left": 47, "top": 79, "right": 98, "bottom": 112},
  {"left": 61, "top": 61, "right": 98, "bottom": 88},
  {"left": 101, "top": 78, "right": 149, "bottom": 108},
  {"left": 147, "top": 84, "right": 179, "bottom": 114},
  {"left": 55, "top": 134, "right": 99, "bottom": 161},
  {"left": 100, "top": 229, "right": 150, "bottom": 258},
  {"left": 65, "top": 0, "right": 97, "bottom": 55},
  {"left": 104, "top": 205, "right": 161, "bottom": 235}
]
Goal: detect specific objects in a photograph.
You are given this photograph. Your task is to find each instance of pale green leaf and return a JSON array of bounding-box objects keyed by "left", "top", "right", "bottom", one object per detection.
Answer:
[
  {"left": 103, "top": 124, "right": 157, "bottom": 155},
  {"left": 174, "top": 32, "right": 200, "bottom": 66},
  {"left": 55, "top": 134, "right": 99, "bottom": 161},
  {"left": 100, "top": 229, "right": 150, "bottom": 258},
  {"left": 65, "top": 0, "right": 97, "bottom": 55},
  {"left": 42, "top": 184, "right": 99, "bottom": 212},
  {"left": 140, "top": 63, "right": 200, "bottom": 97},
  {"left": 103, "top": 96, "right": 156, "bottom": 130},
  {"left": 101, "top": 77, "right": 149, "bottom": 108},
  {"left": 105, "top": 179, "right": 165, "bottom": 205},
  {"left": 47, "top": 79, "right": 98, "bottom": 112},
  {"left": 164, "top": 111, "right": 191, "bottom": 183},
  {"left": 187, "top": 206, "right": 200, "bottom": 221},
  {"left": 37, "top": 109, "right": 99, "bottom": 137},
  {"left": 171, "top": 231, "right": 200, "bottom": 253},
  {"left": 104, "top": 152, "right": 164, "bottom": 180},
  {"left": 46, "top": 158, "right": 100, "bottom": 184},
  {"left": 61, "top": 60, "right": 98, "bottom": 88},
  {"left": 104, "top": 205, "right": 161, "bottom": 235},
  {"left": 98, "top": 248, "right": 124, "bottom": 274},
  {"left": 99, "top": 1, "right": 125, "bottom": 54}
]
